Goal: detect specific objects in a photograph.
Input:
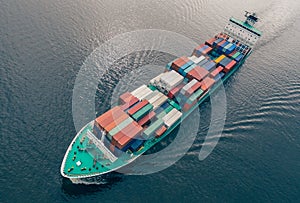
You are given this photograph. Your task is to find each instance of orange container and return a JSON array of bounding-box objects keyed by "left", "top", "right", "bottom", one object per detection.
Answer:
[{"left": 155, "top": 126, "right": 167, "bottom": 138}]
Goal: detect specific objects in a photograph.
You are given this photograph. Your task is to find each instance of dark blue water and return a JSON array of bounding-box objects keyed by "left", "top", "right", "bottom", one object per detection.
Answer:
[{"left": 1, "top": 0, "right": 300, "bottom": 202}]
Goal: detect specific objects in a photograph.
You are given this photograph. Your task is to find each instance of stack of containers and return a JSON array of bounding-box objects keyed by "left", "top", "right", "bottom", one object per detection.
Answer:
[
  {"left": 201, "top": 77, "right": 216, "bottom": 92},
  {"left": 160, "top": 70, "right": 184, "bottom": 92},
  {"left": 192, "top": 44, "right": 213, "bottom": 57},
  {"left": 210, "top": 66, "right": 224, "bottom": 79},
  {"left": 131, "top": 85, "right": 153, "bottom": 100},
  {"left": 103, "top": 112, "right": 129, "bottom": 132},
  {"left": 219, "top": 57, "right": 233, "bottom": 68},
  {"left": 156, "top": 104, "right": 174, "bottom": 119},
  {"left": 186, "top": 66, "right": 209, "bottom": 82},
  {"left": 167, "top": 83, "right": 185, "bottom": 99},
  {"left": 213, "top": 38, "right": 225, "bottom": 47},
  {"left": 112, "top": 121, "right": 143, "bottom": 151},
  {"left": 180, "top": 79, "right": 199, "bottom": 97},
  {"left": 106, "top": 116, "right": 134, "bottom": 141},
  {"left": 151, "top": 94, "right": 168, "bottom": 111},
  {"left": 155, "top": 126, "right": 167, "bottom": 138},
  {"left": 223, "top": 60, "right": 237, "bottom": 73},
  {"left": 178, "top": 60, "right": 194, "bottom": 75},
  {"left": 142, "top": 119, "right": 164, "bottom": 139},
  {"left": 150, "top": 73, "right": 165, "bottom": 87},
  {"left": 223, "top": 43, "right": 236, "bottom": 55},
  {"left": 131, "top": 103, "right": 153, "bottom": 121},
  {"left": 137, "top": 111, "right": 156, "bottom": 126},
  {"left": 119, "top": 92, "right": 139, "bottom": 110},
  {"left": 202, "top": 60, "right": 217, "bottom": 72},
  {"left": 95, "top": 106, "right": 125, "bottom": 131},
  {"left": 162, "top": 108, "right": 182, "bottom": 128},
  {"left": 218, "top": 41, "right": 230, "bottom": 53},
  {"left": 127, "top": 100, "right": 149, "bottom": 116},
  {"left": 183, "top": 88, "right": 204, "bottom": 112},
  {"left": 171, "top": 57, "right": 189, "bottom": 71},
  {"left": 205, "top": 37, "right": 217, "bottom": 47},
  {"left": 189, "top": 55, "right": 206, "bottom": 65},
  {"left": 129, "top": 138, "right": 144, "bottom": 152}
]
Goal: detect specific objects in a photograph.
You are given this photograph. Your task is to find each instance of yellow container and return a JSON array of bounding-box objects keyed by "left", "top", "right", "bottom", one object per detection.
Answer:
[{"left": 214, "top": 55, "right": 226, "bottom": 63}]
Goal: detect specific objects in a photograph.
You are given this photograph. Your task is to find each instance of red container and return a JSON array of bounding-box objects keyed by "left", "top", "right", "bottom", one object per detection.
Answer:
[
  {"left": 155, "top": 126, "right": 167, "bottom": 138},
  {"left": 171, "top": 56, "right": 189, "bottom": 71},
  {"left": 137, "top": 111, "right": 156, "bottom": 126},
  {"left": 216, "top": 39, "right": 226, "bottom": 48},
  {"left": 127, "top": 100, "right": 149, "bottom": 115},
  {"left": 183, "top": 100, "right": 197, "bottom": 112},
  {"left": 95, "top": 106, "right": 124, "bottom": 129},
  {"left": 187, "top": 66, "right": 209, "bottom": 81},
  {"left": 184, "top": 81, "right": 202, "bottom": 97},
  {"left": 104, "top": 113, "right": 129, "bottom": 132},
  {"left": 205, "top": 37, "right": 216, "bottom": 47},
  {"left": 120, "top": 96, "right": 139, "bottom": 111},
  {"left": 168, "top": 83, "right": 185, "bottom": 99},
  {"left": 194, "top": 44, "right": 205, "bottom": 51},
  {"left": 201, "top": 77, "right": 215, "bottom": 92},
  {"left": 224, "top": 60, "right": 237, "bottom": 73},
  {"left": 228, "top": 50, "right": 237, "bottom": 58},
  {"left": 119, "top": 92, "right": 132, "bottom": 104},
  {"left": 210, "top": 66, "right": 224, "bottom": 78},
  {"left": 114, "top": 122, "right": 143, "bottom": 149}
]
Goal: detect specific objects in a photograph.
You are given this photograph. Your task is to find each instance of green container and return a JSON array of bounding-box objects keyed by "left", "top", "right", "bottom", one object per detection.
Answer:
[
  {"left": 108, "top": 117, "right": 133, "bottom": 139},
  {"left": 143, "top": 119, "right": 164, "bottom": 139},
  {"left": 187, "top": 89, "right": 203, "bottom": 105},
  {"left": 132, "top": 103, "right": 153, "bottom": 121},
  {"left": 157, "top": 105, "right": 174, "bottom": 119},
  {"left": 169, "top": 100, "right": 181, "bottom": 111},
  {"left": 148, "top": 85, "right": 157, "bottom": 91},
  {"left": 233, "top": 52, "right": 241, "bottom": 59}
]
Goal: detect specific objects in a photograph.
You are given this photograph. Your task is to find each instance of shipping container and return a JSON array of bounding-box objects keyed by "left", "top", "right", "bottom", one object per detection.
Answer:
[
  {"left": 104, "top": 113, "right": 129, "bottom": 132},
  {"left": 168, "top": 83, "right": 185, "bottom": 99},
  {"left": 156, "top": 105, "right": 174, "bottom": 119},
  {"left": 143, "top": 119, "right": 164, "bottom": 139},
  {"left": 187, "top": 66, "right": 209, "bottom": 82},
  {"left": 210, "top": 66, "right": 224, "bottom": 78},
  {"left": 127, "top": 100, "right": 149, "bottom": 116},
  {"left": 219, "top": 56, "right": 232, "bottom": 68},
  {"left": 203, "top": 61, "right": 217, "bottom": 71},
  {"left": 183, "top": 64, "right": 197, "bottom": 77},
  {"left": 119, "top": 92, "right": 132, "bottom": 104},
  {"left": 132, "top": 103, "right": 154, "bottom": 121},
  {"left": 188, "top": 55, "right": 205, "bottom": 64},
  {"left": 152, "top": 94, "right": 168, "bottom": 110},
  {"left": 205, "top": 37, "right": 217, "bottom": 47},
  {"left": 131, "top": 85, "right": 147, "bottom": 97},
  {"left": 213, "top": 38, "right": 224, "bottom": 47},
  {"left": 95, "top": 106, "right": 125, "bottom": 129},
  {"left": 223, "top": 60, "right": 237, "bottom": 73},
  {"left": 129, "top": 138, "right": 144, "bottom": 152},
  {"left": 163, "top": 110, "right": 182, "bottom": 128},
  {"left": 214, "top": 72, "right": 225, "bottom": 82},
  {"left": 107, "top": 117, "right": 134, "bottom": 140},
  {"left": 120, "top": 96, "right": 139, "bottom": 111},
  {"left": 169, "top": 99, "right": 181, "bottom": 111},
  {"left": 214, "top": 55, "right": 226, "bottom": 64},
  {"left": 201, "top": 77, "right": 216, "bottom": 92},
  {"left": 155, "top": 125, "right": 167, "bottom": 138},
  {"left": 197, "top": 58, "right": 209, "bottom": 67},
  {"left": 137, "top": 111, "right": 156, "bottom": 126}
]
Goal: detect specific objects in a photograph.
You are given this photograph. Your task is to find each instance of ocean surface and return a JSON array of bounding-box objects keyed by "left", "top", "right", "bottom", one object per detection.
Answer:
[{"left": 1, "top": 0, "right": 300, "bottom": 202}]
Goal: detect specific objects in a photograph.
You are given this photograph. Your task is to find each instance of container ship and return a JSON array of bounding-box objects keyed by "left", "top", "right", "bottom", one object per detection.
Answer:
[{"left": 61, "top": 12, "right": 262, "bottom": 181}]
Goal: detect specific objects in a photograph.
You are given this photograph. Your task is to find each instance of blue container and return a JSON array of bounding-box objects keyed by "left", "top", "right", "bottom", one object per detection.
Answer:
[
  {"left": 219, "top": 41, "right": 229, "bottom": 50},
  {"left": 197, "top": 58, "right": 209, "bottom": 67},
  {"left": 235, "top": 54, "right": 243, "bottom": 62},
  {"left": 203, "top": 61, "right": 217, "bottom": 71},
  {"left": 219, "top": 57, "right": 232, "bottom": 67},
  {"left": 213, "top": 38, "right": 224, "bottom": 47},
  {"left": 225, "top": 44, "right": 236, "bottom": 55},
  {"left": 166, "top": 62, "right": 172, "bottom": 70},
  {"left": 183, "top": 64, "right": 196, "bottom": 77},
  {"left": 129, "top": 139, "right": 144, "bottom": 152},
  {"left": 214, "top": 72, "right": 225, "bottom": 82}
]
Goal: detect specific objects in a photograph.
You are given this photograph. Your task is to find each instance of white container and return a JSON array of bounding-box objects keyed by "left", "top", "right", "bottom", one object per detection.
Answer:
[
  {"left": 162, "top": 108, "right": 180, "bottom": 122},
  {"left": 164, "top": 111, "right": 182, "bottom": 128},
  {"left": 131, "top": 85, "right": 147, "bottom": 97},
  {"left": 181, "top": 79, "right": 198, "bottom": 94},
  {"left": 135, "top": 87, "right": 153, "bottom": 100},
  {"left": 152, "top": 94, "right": 168, "bottom": 110},
  {"left": 188, "top": 55, "right": 205, "bottom": 64}
]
